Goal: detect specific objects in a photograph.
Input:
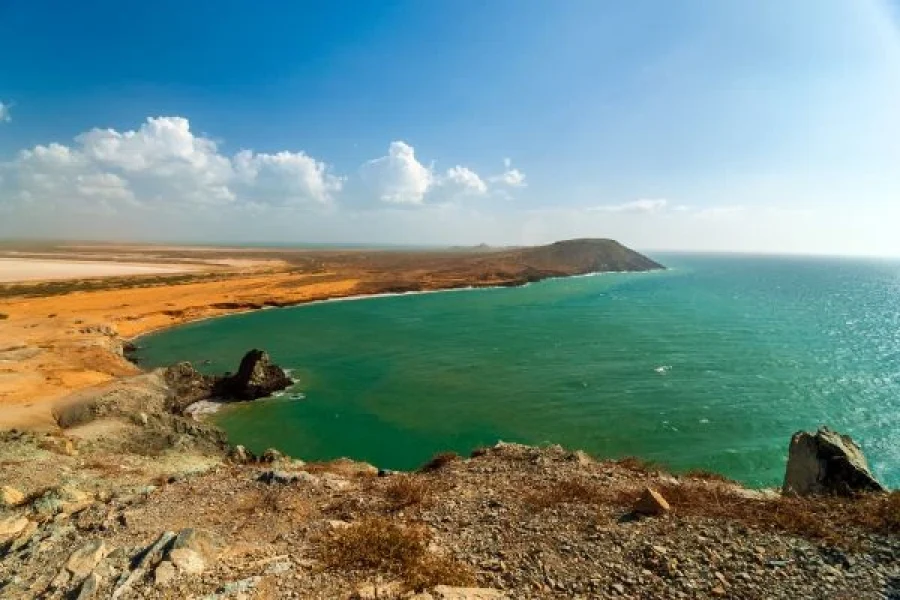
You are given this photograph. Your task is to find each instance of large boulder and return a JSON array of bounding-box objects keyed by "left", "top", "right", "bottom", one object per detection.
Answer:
[
  {"left": 783, "top": 427, "right": 885, "bottom": 496},
  {"left": 215, "top": 349, "right": 292, "bottom": 400},
  {"left": 163, "top": 349, "right": 292, "bottom": 413}
]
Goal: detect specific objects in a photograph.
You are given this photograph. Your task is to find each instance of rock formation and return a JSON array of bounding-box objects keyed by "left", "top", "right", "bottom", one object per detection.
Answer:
[
  {"left": 163, "top": 349, "right": 292, "bottom": 413},
  {"left": 783, "top": 426, "right": 885, "bottom": 496},
  {"left": 214, "top": 349, "right": 293, "bottom": 400}
]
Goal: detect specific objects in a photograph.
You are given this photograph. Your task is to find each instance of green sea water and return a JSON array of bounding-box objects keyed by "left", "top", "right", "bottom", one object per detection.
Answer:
[{"left": 135, "top": 254, "right": 900, "bottom": 488}]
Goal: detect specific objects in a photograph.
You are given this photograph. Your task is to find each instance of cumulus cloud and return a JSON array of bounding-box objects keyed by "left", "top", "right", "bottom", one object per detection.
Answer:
[
  {"left": 489, "top": 158, "right": 526, "bottom": 187},
  {"left": 360, "top": 142, "right": 517, "bottom": 206},
  {"left": 589, "top": 198, "right": 669, "bottom": 213},
  {"left": 441, "top": 165, "right": 488, "bottom": 196},
  {"left": 360, "top": 141, "right": 434, "bottom": 205},
  {"left": 0, "top": 102, "right": 10, "bottom": 123},
  {"left": 233, "top": 150, "right": 343, "bottom": 206},
  {"left": 0, "top": 116, "right": 341, "bottom": 212}
]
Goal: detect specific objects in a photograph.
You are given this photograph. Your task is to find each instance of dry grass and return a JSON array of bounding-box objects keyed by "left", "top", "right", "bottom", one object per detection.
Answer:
[
  {"left": 524, "top": 477, "right": 610, "bottom": 510},
  {"left": 631, "top": 483, "right": 900, "bottom": 549},
  {"left": 419, "top": 451, "right": 461, "bottom": 473},
  {"left": 320, "top": 516, "right": 474, "bottom": 591},
  {"left": 615, "top": 456, "right": 666, "bottom": 474},
  {"left": 382, "top": 475, "right": 433, "bottom": 512},
  {"left": 469, "top": 446, "right": 490, "bottom": 458},
  {"left": 237, "top": 486, "right": 307, "bottom": 517},
  {"left": 81, "top": 458, "right": 142, "bottom": 477},
  {"left": 682, "top": 469, "right": 734, "bottom": 483}
]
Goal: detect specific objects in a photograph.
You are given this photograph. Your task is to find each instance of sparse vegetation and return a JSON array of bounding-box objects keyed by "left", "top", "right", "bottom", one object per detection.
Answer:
[
  {"left": 320, "top": 517, "right": 474, "bottom": 591},
  {"left": 51, "top": 400, "right": 99, "bottom": 429},
  {"left": 631, "top": 483, "right": 900, "bottom": 549},
  {"left": 683, "top": 468, "right": 734, "bottom": 482},
  {"left": 419, "top": 451, "right": 460, "bottom": 472},
  {"left": 238, "top": 485, "right": 306, "bottom": 517},
  {"left": 382, "top": 475, "right": 433, "bottom": 511},
  {"left": 524, "top": 477, "right": 605, "bottom": 509},
  {"left": 469, "top": 446, "right": 489, "bottom": 458},
  {"left": 616, "top": 456, "right": 667, "bottom": 474}
]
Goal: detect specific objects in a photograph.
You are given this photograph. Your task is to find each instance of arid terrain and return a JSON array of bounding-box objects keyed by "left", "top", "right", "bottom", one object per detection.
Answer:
[
  {"left": 0, "top": 239, "right": 660, "bottom": 429},
  {"left": 0, "top": 240, "right": 896, "bottom": 600}
]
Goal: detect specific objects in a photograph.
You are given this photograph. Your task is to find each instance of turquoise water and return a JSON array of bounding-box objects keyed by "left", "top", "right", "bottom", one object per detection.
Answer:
[{"left": 135, "top": 254, "right": 900, "bottom": 488}]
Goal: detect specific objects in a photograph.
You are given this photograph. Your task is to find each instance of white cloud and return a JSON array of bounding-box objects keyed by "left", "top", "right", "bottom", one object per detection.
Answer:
[
  {"left": 589, "top": 198, "right": 669, "bottom": 213},
  {"left": 360, "top": 141, "right": 512, "bottom": 205},
  {"left": 1, "top": 116, "right": 340, "bottom": 212},
  {"left": 0, "top": 102, "right": 10, "bottom": 123},
  {"left": 360, "top": 141, "right": 434, "bottom": 205},
  {"left": 441, "top": 165, "right": 488, "bottom": 196},
  {"left": 233, "top": 150, "right": 342, "bottom": 205},
  {"left": 489, "top": 157, "right": 526, "bottom": 187}
]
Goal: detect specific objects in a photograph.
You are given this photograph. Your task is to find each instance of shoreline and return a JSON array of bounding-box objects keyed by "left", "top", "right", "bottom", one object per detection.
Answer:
[
  {"left": 127, "top": 266, "right": 669, "bottom": 346},
  {"left": 0, "top": 239, "right": 665, "bottom": 429}
]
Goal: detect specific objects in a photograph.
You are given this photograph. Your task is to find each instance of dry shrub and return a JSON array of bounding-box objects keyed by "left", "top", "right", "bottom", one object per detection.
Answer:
[
  {"left": 525, "top": 477, "right": 608, "bottom": 510},
  {"left": 81, "top": 459, "right": 141, "bottom": 477},
  {"left": 469, "top": 446, "right": 489, "bottom": 458},
  {"left": 616, "top": 456, "right": 666, "bottom": 474},
  {"left": 238, "top": 486, "right": 306, "bottom": 516},
  {"left": 320, "top": 517, "right": 474, "bottom": 591},
  {"left": 634, "top": 483, "right": 900, "bottom": 549},
  {"left": 419, "top": 451, "right": 461, "bottom": 473},
  {"left": 51, "top": 401, "right": 100, "bottom": 429},
  {"left": 683, "top": 469, "right": 734, "bottom": 483},
  {"left": 302, "top": 458, "right": 376, "bottom": 478},
  {"left": 383, "top": 475, "right": 432, "bottom": 512}
]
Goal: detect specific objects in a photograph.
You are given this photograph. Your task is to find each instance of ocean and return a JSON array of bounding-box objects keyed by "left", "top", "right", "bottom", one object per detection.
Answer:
[{"left": 134, "top": 253, "right": 900, "bottom": 488}]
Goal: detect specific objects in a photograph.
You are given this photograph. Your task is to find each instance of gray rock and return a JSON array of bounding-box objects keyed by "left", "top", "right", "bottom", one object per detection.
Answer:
[
  {"left": 783, "top": 427, "right": 885, "bottom": 496},
  {"left": 76, "top": 572, "right": 102, "bottom": 599},
  {"left": 257, "top": 470, "right": 298, "bottom": 484},
  {"left": 217, "top": 349, "right": 293, "bottom": 400},
  {"left": 66, "top": 539, "right": 108, "bottom": 580},
  {"left": 171, "top": 527, "right": 223, "bottom": 563}
]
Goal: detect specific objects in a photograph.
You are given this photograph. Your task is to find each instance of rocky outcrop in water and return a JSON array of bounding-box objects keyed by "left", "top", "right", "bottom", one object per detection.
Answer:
[
  {"left": 163, "top": 349, "right": 292, "bottom": 413},
  {"left": 783, "top": 426, "right": 885, "bottom": 496},
  {"left": 214, "top": 349, "right": 293, "bottom": 400}
]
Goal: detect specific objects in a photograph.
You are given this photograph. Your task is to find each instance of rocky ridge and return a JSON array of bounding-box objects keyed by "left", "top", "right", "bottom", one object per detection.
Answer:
[{"left": 0, "top": 437, "right": 897, "bottom": 600}]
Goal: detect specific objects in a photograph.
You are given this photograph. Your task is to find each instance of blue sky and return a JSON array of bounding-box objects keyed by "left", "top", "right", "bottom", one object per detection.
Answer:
[{"left": 1, "top": 1, "right": 899, "bottom": 254}]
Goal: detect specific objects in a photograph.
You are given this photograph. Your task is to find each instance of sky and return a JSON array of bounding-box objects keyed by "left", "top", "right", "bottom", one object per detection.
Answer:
[{"left": 1, "top": 1, "right": 899, "bottom": 255}]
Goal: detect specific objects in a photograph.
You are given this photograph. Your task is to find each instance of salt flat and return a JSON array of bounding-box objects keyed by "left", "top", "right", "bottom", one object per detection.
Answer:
[{"left": 0, "top": 258, "right": 195, "bottom": 282}]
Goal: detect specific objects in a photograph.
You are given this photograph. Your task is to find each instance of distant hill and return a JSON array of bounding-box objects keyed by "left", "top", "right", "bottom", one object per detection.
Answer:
[{"left": 494, "top": 238, "right": 663, "bottom": 275}]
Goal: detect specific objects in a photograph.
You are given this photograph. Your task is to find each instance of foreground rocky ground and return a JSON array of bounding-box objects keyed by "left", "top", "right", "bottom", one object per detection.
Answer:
[{"left": 1, "top": 416, "right": 898, "bottom": 599}]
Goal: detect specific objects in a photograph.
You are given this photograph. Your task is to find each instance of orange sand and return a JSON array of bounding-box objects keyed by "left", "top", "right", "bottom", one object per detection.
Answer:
[{"left": 0, "top": 271, "right": 359, "bottom": 429}]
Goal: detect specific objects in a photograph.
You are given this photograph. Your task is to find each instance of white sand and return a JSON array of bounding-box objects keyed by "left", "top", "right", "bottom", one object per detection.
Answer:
[{"left": 0, "top": 258, "right": 196, "bottom": 283}]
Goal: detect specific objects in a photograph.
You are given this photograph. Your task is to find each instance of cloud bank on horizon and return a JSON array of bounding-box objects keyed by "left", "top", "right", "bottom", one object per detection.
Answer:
[{"left": 1, "top": 0, "right": 900, "bottom": 256}]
